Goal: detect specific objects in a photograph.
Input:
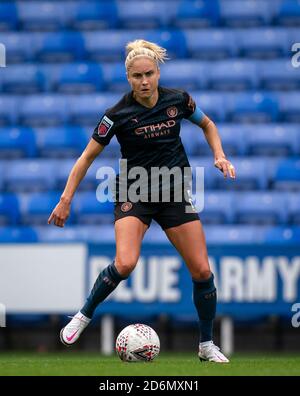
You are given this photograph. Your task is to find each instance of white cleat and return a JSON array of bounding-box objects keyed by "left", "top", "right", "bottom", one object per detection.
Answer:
[
  {"left": 60, "top": 311, "right": 91, "bottom": 346},
  {"left": 198, "top": 341, "right": 230, "bottom": 363}
]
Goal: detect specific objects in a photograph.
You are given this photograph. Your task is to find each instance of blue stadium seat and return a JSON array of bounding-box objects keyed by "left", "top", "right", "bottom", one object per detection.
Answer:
[
  {"left": 263, "top": 226, "right": 300, "bottom": 244},
  {"left": 68, "top": 93, "right": 119, "bottom": 125},
  {"left": 227, "top": 92, "right": 279, "bottom": 123},
  {"left": 81, "top": 225, "right": 117, "bottom": 243},
  {"left": 117, "top": 0, "right": 167, "bottom": 29},
  {"left": 200, "top": 191, "right": 234, "bottom": 224},
  {"left": 1, "top": 64, "right": 45, "bottom": 94},
  {"left": 55, "top": 158, "right": 119, "bottom": 191},
  {"left": 83, "top": 31, "right": 139, "bottom": 62},
  {"left": 173, "top": 0, "right": 220, "bottom": 28},
  {"left": 39, "top": 64, "right": 62, "bottom": 92},
  {"left": 18, "top": 95, "right": 68, "bottom": 127},
  {"left": 274, "top": 0, "right": 300, "bottom": 26},
  {"left": 209, "top": 60, "right": 258, "bottom": 91},
  {"left": 55, "top": 159, "right": 82, "bottom": 191},
  {"left": 213, "top": 157, "right": 268, "bottom": 190},
  {"left": 19, "top": 191, "right": 74, "bottom": 226},
  {"left": 192, "top": 92, "right": 226, "bottom": 122},
  {"left": 181, "top": 123, "right": 245, "bottom": 156},
  {"left": 159, "top": 60, "right": 208, "bottom": 91},
  {"left": 35, "top": 225, "right": 116, "bottom": 243},
  {"left": 55, "top": 63, "right": 104, "bottom": 93},
  {"left": 102, "top": 62, "right": 128, "bottom": 92},
  {"left": 0, "top": 194, "right": 19, "bottom": 225},
  {"left": 17, "top": 1, "right": 67, "bottom": 31},
  {"left": 73, "top": 191, "right": 114, "bottom": 225},
  {"left": 180, "top": 123, "right": 204, "bottom": 156},
  {"left": 244, "top": 124, "right": 299, "bottom": 156},
  {"left": 4, "top": 159, "right": 57, "bottom": 193},
  {"left": 0, "top": 2, "right": 18, "bottom": 31},
  {"left": 0, "top": 161, "right": 5, "bottom": 191},
  {"left": 287, "top": 192, "right": 300, "bottom": 224},
  {"left": 273, "top": 158, "right": 300, "bottom": 190},
  {"left": 0, "top": 96, "right": 18, "bottom": 126},
  {"left": 235, "top": 192, "right": 287, "bottom": 225},
  {"left": 188, "top": 157, "right": 215, "bottom": 190},
  {"left": 0, "top": 227, "right": 38, "bottom": 242},
  {"left": 260, "top": 60, "right": 300, "bottom": 90},
  {"left": 220, "top": 0, "right": 271, "bottom": 27},
  {"left": 204, "top": 225, "right": 265, "bottom": 244},
  {"left": 217, "top": 124, "right": 246, "bottom": 156},
  {"left": 35, "top": 32, "right": 85, "bottom": 63},
  {"left": 0, "top": 32, "right": 30, "bottom": 63},
  {"left": 85, "top": 29, "right": 187, "bottom": 62},
  {"left": 237, "top": 28, "right": 289, "bottom": 58},
  {"left": 71, "top": 1, "right": 118, "bottom": 30},
  {"left": 34, "top": 225, "right": 85, "bottom": 242},
  {"left": 35, "top": 126, "right": 88, "bottom": 158},
  {"left": 56, "top": 158, "right": 106, "bottom": 191},
  {"left": 278, "top": 92, "right": 300, "bottom": 122},
  {"left": 143, "top": 30, "right": 187, "bottom": 59},
  {"left": 184, "top": 29, "right": 237, "bottom": 59},
  {"left": 0, "top": 127, "right": 36, "bottom": 158}
]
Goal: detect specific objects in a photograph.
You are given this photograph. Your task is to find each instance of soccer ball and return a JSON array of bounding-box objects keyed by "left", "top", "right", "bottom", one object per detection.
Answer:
[{"left": 115, "top": 323, "right": 160, "bottom": 362}]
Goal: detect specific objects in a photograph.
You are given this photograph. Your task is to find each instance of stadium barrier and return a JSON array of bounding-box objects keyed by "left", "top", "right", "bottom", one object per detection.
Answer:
[{"left": 1, "top": 243, "right": 299, "bottom": 353}]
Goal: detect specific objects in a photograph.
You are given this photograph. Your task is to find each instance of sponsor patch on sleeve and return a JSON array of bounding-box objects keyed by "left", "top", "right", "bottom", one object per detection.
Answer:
[{"left": 97, "top": 115, "right": 114, "bottom": 137}]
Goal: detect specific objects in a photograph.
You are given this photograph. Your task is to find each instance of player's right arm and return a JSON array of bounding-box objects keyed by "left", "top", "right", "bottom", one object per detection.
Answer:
[{"left": 48, "top": 138, "right": 105, "bottom": 227}]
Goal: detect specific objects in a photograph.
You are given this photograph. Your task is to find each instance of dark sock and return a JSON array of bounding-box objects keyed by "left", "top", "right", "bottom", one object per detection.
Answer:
[
  {"left": 192, "top": 273, "right": 217, "bottom": 343},
  {"left": 81, "top": 261, "right": 127, "bottom": 319}
]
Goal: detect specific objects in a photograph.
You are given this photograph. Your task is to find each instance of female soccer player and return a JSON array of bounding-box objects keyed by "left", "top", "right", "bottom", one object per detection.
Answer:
[{"left": 48, "top": 40, "right": 235, "bottom": 363}]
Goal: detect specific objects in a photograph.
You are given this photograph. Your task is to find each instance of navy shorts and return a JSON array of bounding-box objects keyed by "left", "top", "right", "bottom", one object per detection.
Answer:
[{"left": 114, "top": 200, "right": 199, "bottom": 230}]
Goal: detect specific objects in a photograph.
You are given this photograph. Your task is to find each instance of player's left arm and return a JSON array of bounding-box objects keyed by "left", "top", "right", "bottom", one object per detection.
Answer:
[{"left": 189, "top": 110, "right": 235, "bottom": 179}]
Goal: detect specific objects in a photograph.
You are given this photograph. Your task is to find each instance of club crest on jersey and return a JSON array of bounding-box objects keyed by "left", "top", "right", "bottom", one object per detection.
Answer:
[
  {"left": 167, "top": 106, "right": 178, "bottom": 118},
  {"left": 121, "top": 202, "right": 133, "bottom": 212},
  {"left": 97, "top": 115, "right": 114, "bottom": 137}
]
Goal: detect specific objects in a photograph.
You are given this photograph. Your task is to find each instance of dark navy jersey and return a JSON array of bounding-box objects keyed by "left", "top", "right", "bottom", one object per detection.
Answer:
[{"left": 92, "top": 86, "right": 200, "bottom": 200}]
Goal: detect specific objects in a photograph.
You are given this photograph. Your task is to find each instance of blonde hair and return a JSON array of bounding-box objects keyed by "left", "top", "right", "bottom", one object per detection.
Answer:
[{"left": 125, "top": 39, "right": 168, "bottom": 71}]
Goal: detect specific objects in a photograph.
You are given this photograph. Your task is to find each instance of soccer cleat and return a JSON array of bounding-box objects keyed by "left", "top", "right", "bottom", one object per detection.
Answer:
[
  {"left": 198, "top": 341, "right": 230, "bottom": 363},
  {"left": 60, "top": 311, "right": 91, "bottom": 346}
]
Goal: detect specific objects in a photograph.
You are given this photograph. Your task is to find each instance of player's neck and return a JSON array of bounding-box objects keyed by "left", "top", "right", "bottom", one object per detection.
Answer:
[{"left": 133, "top": 89, "right": 159, "bottom": 109}]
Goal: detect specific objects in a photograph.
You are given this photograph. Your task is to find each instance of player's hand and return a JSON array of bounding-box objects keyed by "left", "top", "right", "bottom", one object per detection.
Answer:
[
  {"left": 214, "top": 156, "right": 236, "bottom": 179},
  {"left": 47, "top": 199, "right": 71, "bottom": 227}
]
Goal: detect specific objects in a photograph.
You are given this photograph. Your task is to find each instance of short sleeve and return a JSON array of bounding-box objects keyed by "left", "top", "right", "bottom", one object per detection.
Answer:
[
  {"left": 92, "top": 113, "right": 116, "bottom": 146},
  {"left": 182, "top": 91, "right": 196, "bottom": 119}
]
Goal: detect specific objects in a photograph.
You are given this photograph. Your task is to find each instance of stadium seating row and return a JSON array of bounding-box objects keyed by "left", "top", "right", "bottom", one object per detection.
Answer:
[
  {"left": 0, "top": 124, "right": 299, "bottom": 159},
  {"left": 0, "top": 190, "right": 299, "bottom": 226},
  {"left": 0, "top": 157, "right": 299, "bottom": 193},
  {"left": 0, "top": 28, "right": 298, "bottom": 63},
  {"left": 0, "top": 60, "right": 299, "bottom": 94},
  {"left": 1, "top": 91, "right": 300, "bottom": 126},
  {"left": 0, "top": 224, "right": 299, "bottom": 244},
  {"left": 1, "top": 0, "right": 299, "bottom": 32}
]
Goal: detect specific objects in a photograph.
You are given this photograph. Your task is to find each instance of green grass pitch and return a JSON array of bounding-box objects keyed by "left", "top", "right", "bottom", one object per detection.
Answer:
[{"left": 0, "top": 352, "right": 300, "bottom": 376}]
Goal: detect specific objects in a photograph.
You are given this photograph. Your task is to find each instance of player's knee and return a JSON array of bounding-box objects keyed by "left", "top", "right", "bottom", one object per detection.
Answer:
[
  {"left": 193, "top": 268, "right": 211, "bottom": 281},
  {"left": 115, "top": 256, "right": 138, "bottom": 277}
]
